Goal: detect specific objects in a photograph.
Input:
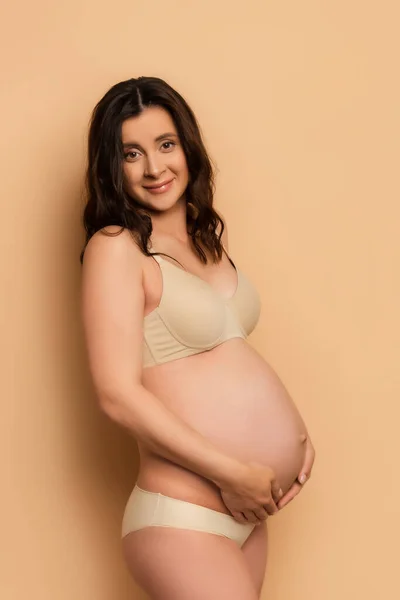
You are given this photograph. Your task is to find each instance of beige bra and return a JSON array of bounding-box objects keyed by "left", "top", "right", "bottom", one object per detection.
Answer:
[{"left": 142, "top": 249, "right": 261, "bottom": 368}]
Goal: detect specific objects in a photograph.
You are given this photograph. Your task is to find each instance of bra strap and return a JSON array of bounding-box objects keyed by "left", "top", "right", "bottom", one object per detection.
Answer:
[
  {"left": 221, "top": 243, "right": 237, "bottom": 270},
  {"left": 150, "top": 253, "right": 162, "bottom": 264},
  {"left": 150, "top": 252, "right": 187, "bottom": 270}
]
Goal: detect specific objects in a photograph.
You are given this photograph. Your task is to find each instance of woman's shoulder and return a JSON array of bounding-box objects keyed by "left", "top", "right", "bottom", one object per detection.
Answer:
[{"left": 83, "top": 226, "right": 144, "bottom": 270}]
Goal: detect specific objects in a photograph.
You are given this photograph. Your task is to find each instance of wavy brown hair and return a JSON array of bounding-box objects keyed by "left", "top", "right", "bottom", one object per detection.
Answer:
[{"left": 79, "top": 76, "right": 226, "bottom": 265}]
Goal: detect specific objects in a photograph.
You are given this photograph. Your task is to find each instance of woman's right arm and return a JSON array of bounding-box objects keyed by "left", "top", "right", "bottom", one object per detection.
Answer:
[
  {"left": 80, "top": 228, "right": 281, "bottom": 522},
  {"left": 80, "top": 229, "right": 246, "bottom": 486}
]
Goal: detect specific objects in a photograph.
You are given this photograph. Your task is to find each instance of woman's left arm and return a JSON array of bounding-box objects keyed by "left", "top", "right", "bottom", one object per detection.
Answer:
[{"left": 277, "top": 435, "right": 316, "bottom": 509}]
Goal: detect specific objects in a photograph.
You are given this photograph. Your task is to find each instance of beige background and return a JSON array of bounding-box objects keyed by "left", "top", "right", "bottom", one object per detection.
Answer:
[{"left": 2, "top": 1, "right": 399, "bottom": 598}]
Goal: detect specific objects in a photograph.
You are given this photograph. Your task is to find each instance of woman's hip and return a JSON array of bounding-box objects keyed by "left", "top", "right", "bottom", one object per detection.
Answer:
[{"left": 122, "top": 484, "right": 256, "bottom": 548}]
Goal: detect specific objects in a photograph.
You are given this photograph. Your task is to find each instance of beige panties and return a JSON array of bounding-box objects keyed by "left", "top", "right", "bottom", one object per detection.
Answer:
[{"left": 122, "top": 485, "right": 255, "bottom": 548}]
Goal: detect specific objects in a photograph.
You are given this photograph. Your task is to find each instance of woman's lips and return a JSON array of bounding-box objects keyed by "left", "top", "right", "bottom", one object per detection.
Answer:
[{"left": 143, "top": 179, "right": 174, "bottom": 194}]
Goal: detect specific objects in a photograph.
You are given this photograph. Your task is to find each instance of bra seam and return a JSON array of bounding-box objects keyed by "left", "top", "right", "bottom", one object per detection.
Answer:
[
  {"left": 152, "top": 308, "right": 226, "bottom": 351},
  {"left": 142, "top": 335, "right": 247, "bottom": 369},
  {"left": 142, "top": 332, "right": 158, "bottom": 365},
  {"left": 227, "top": 303, "right": 246, "bottom": 337}
]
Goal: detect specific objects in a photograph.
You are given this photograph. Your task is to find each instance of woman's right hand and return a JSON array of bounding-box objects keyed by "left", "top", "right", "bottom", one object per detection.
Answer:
[{"left": 219, "top": 461, "right": 283, "bottom": 525}]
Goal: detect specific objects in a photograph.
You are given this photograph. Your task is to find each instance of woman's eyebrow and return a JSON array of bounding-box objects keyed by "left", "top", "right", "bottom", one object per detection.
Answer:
[{"left": 122, "top": 132, "right": 178, "bottom": 149}]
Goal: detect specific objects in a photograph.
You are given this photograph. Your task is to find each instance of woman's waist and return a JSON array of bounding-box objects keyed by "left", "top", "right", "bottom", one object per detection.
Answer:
[
  {"left": 136, "top": 457, "right": 231, "bottom": 514},
  {"left": 136, "top": 424, "right": 306, "bottom": 503},
  {"left": 137, "top": 340, "right": 308, "bottom": 498}
]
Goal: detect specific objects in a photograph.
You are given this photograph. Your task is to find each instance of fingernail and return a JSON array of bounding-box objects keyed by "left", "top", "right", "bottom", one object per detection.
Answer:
[
  {"left": 279, "top": 488, "right": 283, "bottom": 497},
  {"left": 299, "top": 474, "right": 307, "bottom": 484}
]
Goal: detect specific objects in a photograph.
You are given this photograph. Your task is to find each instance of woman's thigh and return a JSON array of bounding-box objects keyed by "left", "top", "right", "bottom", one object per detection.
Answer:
[
  {"left": 122, "top": 526, "right": 260, "bottom": 600},
  {"left": 241, "top": 520, "right": 268, "bottom": 597}
]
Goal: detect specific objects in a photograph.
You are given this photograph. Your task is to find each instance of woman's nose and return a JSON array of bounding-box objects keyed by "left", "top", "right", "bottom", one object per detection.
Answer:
[{"left": 144, "top": 154, "right": 165, "bottom": 177}]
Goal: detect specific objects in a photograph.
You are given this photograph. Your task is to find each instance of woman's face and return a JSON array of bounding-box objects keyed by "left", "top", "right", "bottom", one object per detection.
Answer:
[{"left": 121, "top": 106, "right": 190, "bottom": 211}]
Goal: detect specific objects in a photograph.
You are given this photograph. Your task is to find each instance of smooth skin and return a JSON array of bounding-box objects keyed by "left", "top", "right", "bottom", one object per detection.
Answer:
[
  {"left": 83, "top": 105, "right": 315, "bottom": 599},
  {"left": 122, "top": 521, "right": 268, "bottom": 600},
  {"left": 278, "top": 436, "right": 315, "bottom": 509}
]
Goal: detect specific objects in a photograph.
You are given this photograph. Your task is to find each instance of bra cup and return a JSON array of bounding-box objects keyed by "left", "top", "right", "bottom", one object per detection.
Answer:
[
  {"left": 230, "top": 273, "right": 262, "bottom": 336},
  {"left": 142, "top": 257, "right": 262, "bottom": 367},
  {"left": 158, "top": 266, "right": 227, "bottom": 348}
]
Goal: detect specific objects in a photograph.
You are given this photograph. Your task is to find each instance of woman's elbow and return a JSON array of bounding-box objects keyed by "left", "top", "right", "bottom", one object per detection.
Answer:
[{"left": 95, "top": 382, "right": 142, "bottom": 422}]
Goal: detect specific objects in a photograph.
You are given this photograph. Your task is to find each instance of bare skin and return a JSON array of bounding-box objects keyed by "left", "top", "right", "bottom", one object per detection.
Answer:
[
  {"left": 82, "top": 105, "right": 315, "bottom": 598},
  {"left": 122, "top": 520, "right": 268, "bottom": 599},
  {"left": 133, "top": 229, "right": 309, "bottom": 509},
  {"left": 121, "top": 236, "right": 307, "bottom": 597},
  {"left": 118, "top": 232, "right": 310, "bottom": 598}
]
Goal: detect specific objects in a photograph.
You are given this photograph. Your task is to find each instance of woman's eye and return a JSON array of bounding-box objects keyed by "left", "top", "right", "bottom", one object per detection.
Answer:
[
  {"left": 162, "top": 141, "right": 176, "bottom": 150},
  {"left": 124, "top": 151, "right": 139, "bottom": 161}
]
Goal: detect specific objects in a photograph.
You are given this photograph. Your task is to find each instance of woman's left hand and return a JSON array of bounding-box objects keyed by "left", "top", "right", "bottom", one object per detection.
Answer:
[{"left": 277, "top": 435, "right": 316, "bottom": 510}]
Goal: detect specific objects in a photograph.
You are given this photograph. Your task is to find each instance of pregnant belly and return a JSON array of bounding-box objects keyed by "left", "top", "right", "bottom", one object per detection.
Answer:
[{"left": 137, "top": 339, "right": 308, "bottom": 514}]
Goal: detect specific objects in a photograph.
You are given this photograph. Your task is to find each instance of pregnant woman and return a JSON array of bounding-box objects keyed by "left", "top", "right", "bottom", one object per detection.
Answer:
[{"left": 80, "top": 76, "right": 315, "bottom": 599}]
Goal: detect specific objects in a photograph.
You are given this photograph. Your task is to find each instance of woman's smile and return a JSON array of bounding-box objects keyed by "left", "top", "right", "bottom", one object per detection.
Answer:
[{"left": 143, "top": 178, "right": 175, "bottom": 194}]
